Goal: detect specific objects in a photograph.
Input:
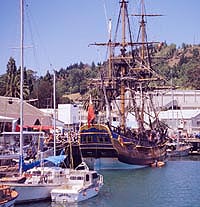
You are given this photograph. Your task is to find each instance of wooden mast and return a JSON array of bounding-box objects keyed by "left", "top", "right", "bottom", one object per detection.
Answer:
[
  {"left": 133, "top": 0, "right": 163, "bottom": 132},
  {"left": 90, "top": 0, "right": 134, "bottom": 131},
  {"left": 120, "top": 0, "right": 127, "bottom": 132}
]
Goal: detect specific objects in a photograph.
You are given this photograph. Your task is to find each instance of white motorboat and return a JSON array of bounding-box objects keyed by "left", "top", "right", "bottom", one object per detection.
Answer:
[{"left": 51, "top": 162, "right": 103, "bottom": 204}]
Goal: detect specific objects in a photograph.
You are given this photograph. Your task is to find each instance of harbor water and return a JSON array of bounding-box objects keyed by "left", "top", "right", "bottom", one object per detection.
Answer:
[{"left": 17, "top": 156, "right": 200, "bottom": 207}]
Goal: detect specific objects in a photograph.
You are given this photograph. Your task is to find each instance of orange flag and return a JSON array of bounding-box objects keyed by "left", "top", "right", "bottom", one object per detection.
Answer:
[{"left": 88, "top": 95, "right": 95, "bottom": 127}]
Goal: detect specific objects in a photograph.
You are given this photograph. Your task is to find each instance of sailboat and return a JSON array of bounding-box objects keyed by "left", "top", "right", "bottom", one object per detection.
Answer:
[{"left": 79, "top": 0, "right": 168, "bottom": 167}]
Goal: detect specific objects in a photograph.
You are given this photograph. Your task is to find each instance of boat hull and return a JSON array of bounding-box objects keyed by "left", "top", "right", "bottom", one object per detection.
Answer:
[
  {"left": 51, "top": 185, "right": 101, "bottom": 203},
  {"left": 0, "top": 186, "right": 18, "bottom": 207},
  {"left": 112, "top": 138, "right": 168, "bottom": 165},
  {"left": 167, "top": 146, "right": 191, "bottom": 157},
  {"left": 82, "top": 157, "right": 146, "bottom": 170},
  {"left": 79, "top": 124, "right": 167, "bottom": 166},
  {"left": 0, "top": 198, "right": 16, "bottom": 207},
  {"left": 9, "top": 183, "right": 60, "bottom": 203}
]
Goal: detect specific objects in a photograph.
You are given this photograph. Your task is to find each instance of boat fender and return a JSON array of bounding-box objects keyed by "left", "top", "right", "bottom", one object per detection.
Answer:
[
  {"left": 83, "top": 191, "right": 87, "bottom": 196},
  {"left": 118, "top": 136, "right": 124, "bottom": 146},
  {"left": 24, "top": 173, "right": 32, "bottom": 178},
  {"left": 95, "top": 187, "right": 99, "bottom": 191},
  {"left": 44, "top": 175, "right": 48, "bottom": 183}
]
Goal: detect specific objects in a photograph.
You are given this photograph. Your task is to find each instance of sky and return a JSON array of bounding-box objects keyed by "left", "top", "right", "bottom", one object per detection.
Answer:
[{"left": 0, "top": 0, "right": 199, "bottom": 76}]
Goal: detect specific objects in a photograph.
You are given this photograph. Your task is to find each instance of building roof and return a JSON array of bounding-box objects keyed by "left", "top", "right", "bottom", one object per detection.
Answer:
[
  {"left": 158, "top": 109, "right": 200, "bottom": 120},
  {"left": 0, "top": 96, "right": 52, "bottom": 126},
  {"left": 0, "top": 115, "right": 16, "bottom": 122}
]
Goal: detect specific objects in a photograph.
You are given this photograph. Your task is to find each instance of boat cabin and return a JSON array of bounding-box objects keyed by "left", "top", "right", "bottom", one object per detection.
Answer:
[
  {"left": 68, "top": 170, "right": 100, "bottom": 187},
  {"left": 24, "top": 166, "right": 66, "bottom": 185}
]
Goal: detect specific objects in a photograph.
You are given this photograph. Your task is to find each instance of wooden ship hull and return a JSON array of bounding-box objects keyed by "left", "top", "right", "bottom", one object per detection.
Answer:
[
  {"left": 79, "top": 124, "right": 167, "bottom": 166},
  {"left": 112, "top": 136, "right": 167, "bottom": 165},
  {"left": 78, "top": 124, "right": 141, "bottom": 169}
]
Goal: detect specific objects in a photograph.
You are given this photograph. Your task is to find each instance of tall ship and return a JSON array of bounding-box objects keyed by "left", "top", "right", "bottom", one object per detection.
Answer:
[{"left": 79, "top": 0, "right": 169, "bottom": 169}]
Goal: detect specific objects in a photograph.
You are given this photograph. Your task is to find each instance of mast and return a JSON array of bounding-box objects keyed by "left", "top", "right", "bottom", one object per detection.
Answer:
[
  {"left": 19, "top": 0, "right": 24, "bottom": 176},
  {"left": 105, "top": 19, "right": 112, "bottom": 124},
  {"left": 134, "top": 0, "right": 162, "bottom": 68},
  {"left": 133, "top": 0, "right": 163, "bottom": 132},
  {"left": 53, "top": 70, "right": 56, "bottom": 156},
  {"left": 89, "top": 0, "right": 135, "bottom": 131},
  {"left": 108, "top": 19, "right": 112, "bottom": 80},
  {"left": 120, "top": 0, "right": 127, "bottom": 132}
]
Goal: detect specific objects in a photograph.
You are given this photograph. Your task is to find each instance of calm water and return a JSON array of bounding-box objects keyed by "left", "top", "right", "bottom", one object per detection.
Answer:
[{"left": 17, "top": 156, "right": 200, "bottom": 207}]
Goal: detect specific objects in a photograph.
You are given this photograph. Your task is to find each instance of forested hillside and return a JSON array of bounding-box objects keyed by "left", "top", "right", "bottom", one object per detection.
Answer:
[
  {"left": 153, "top": 43, "right": 200, "bottom": 88},
  {"left": 0, "top": 43, "right": 200, "bottom": 108}
]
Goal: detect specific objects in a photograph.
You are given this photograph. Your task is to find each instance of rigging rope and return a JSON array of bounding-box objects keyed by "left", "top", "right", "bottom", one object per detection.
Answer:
[{"left": 24, "top": 1, "right": 53, "bottom": 76}]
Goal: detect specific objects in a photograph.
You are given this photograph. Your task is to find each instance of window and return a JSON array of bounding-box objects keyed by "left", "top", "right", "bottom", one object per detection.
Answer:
[
  {"left": 92, "top": 173, "right": 98, "bottom": 179},
  {"left": 197, "top": 120, "right": 200, "bottom": 126},
  {"left": 88, "top": 136, "right": 92, "bottom": 143},
  {"left": 77, "top": 176, "right": 83, "bottom": 180},
  {"left": 86, "top": 174, "right": 90, "bottom": 181}
]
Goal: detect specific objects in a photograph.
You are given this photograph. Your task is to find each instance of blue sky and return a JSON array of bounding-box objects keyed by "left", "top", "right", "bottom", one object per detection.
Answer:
[{"left": 0, "top": 0, "right": 199, "bottom": 76}]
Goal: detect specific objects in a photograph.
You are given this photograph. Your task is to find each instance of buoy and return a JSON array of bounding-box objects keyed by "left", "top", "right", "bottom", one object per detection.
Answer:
[{"left": 151, "top": 161, "right": 165, "bottom": 168}]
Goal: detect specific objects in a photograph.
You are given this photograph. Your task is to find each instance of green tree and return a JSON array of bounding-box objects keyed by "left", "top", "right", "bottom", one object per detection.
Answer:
[
  {"left": 5, "top": 57, "right": 17, "bottom": 97},
  {"left": 4, "top": 57, "right": 31, "bottom": 99},
  {"left": 36, "top": 72, "right": 53, "bottom": 108},
  {"left": 0, "top": 74, "right": 7, "bottom": 95}
]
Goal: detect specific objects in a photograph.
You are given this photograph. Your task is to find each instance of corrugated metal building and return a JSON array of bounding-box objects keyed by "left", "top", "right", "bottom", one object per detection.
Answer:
[{"left": 158, "top": 109, "right": 200, "bottom": 135}]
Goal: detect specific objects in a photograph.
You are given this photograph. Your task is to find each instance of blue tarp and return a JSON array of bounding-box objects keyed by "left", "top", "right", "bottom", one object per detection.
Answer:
[
  {"left": 22, "top": 155, "right": 66, "bottom": 171},
  {"left": 44, "top": 155, "right": 66, "bottom": 165}
]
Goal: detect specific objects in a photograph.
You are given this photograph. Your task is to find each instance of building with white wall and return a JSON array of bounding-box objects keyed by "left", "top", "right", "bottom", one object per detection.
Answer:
[{"left": 58, "top": 104, "right": 79, "bottom": 126}]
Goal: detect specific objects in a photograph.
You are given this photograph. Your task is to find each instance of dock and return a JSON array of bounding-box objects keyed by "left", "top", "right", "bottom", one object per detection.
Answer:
[{"left": 184, "top": 138, "right": 200, "bottom": 154}]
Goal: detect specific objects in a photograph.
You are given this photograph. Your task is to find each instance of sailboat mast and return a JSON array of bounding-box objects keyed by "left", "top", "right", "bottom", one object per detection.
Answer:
[
  {"left": 19, "top": 0, "right": 24, "bottom": 176},
  {"left": 53, "top": 70, "right": 56, "bottom": 156}
]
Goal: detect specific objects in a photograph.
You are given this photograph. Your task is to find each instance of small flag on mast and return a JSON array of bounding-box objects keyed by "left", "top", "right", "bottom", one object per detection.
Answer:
[{"left": 88, "top": 95, "right": 95, "bottom": 127}]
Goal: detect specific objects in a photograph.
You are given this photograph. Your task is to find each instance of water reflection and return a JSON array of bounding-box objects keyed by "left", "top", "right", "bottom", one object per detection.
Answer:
[{"left": 51, "top": 202, "right": 78, "bottom": 207}]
